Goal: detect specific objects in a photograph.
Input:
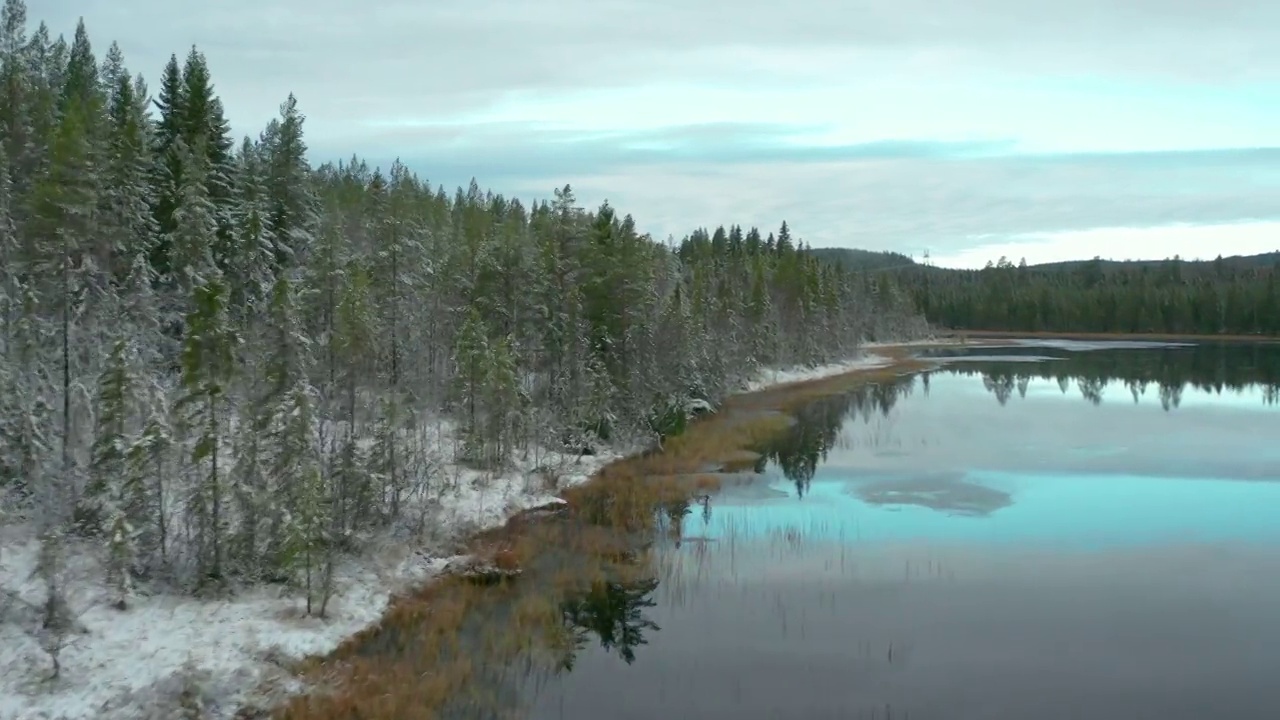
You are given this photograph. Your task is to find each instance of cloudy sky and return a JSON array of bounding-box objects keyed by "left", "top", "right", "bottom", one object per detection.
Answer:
[{"left": 35, "top": 0, "right": 1280, "bottom": 267}]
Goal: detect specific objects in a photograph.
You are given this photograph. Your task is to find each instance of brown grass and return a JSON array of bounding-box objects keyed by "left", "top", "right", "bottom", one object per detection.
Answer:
[{"left": 272, "top": 351, "right": 921, "bottom": 719}]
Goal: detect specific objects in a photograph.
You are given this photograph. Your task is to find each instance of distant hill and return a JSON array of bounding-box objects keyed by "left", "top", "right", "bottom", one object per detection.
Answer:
[
  {"left": 809, "top": 248, "right": 917, "bottom": 271},
  {"left": 1027, "top": 252, "right": 1280, "bottom": 273},
  {"left": 808, "top": 247, "right": 1280, "bottom": 277}
]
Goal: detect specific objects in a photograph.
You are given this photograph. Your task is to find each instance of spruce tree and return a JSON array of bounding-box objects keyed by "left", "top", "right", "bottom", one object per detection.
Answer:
[{"left": 177, "top": 276, "right": 235, "bottom": 589}]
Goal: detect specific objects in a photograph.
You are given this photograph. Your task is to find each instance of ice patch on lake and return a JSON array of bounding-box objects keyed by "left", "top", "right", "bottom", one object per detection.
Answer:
[
  {"left": 1012, "top": 339, "right": 1196, "bottom": 351},
  {"left": 930, "top": 354, "right": 1065, "bottom": 364},
  {"left": 850, "top": 471, "right": 1014, "bottom": 517}
]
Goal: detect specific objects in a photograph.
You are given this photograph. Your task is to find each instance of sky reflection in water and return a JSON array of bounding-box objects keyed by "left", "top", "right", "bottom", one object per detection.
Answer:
[{"left": 524, "top": 342, "right": 1280, "bottom": 720}]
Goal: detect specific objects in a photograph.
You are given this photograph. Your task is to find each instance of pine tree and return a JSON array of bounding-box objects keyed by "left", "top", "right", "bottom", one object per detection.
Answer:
[
  {"left": 268, "top": 367, "right": 326, "bottom": 612},
  {"left": 0, "top": 143, "right": 16, "bottom": 352},
  {"left": 260, "top": 274, "right": 318, "bottom": 575},
  {"left": 0, "top": 0, "right": 31, "bottom": 191},
  {"left": 177, "top": 276, "right": 236, "bottom": 589},
  {"left": 226, "top": 137, "right": 274, "bottom": 319},
  {"left": 98, "top": 40, "right": 124, "bottom": 96},
  {"left": 127, "top": 387, "right": 172, "bottom": 569},
  {"left": 150, "top": 53, "right": 184, "bottom": 278},
  {"left": 104, "top": 508, "right": 134, "bottom": 609},
  {"left": 365, "top": 165, "right": 423, "bottom": 519},
  {"left": 260, "top": 94, "right": 317, "bottom": 274},
  {"left": 27, "top": 62, "right": 99, "bottom": 546},
  {"left": 167, "top": 137, "right": 218, "bottom": 304},
  {"left": 333, "top": 263, "right": 374, "bottom": 530},
  {"left": 484, "top": 332, "right": 521, "bottom": 464},
  {"left": 450, "top": 305, "right": 492, "bottom": 465},
  {"left": 179, "top": 47, "right": 234, "bottom": 269},
  {"left": 171, "top": 142, "right": 237, "bottom": 585},
  {"left": 1, "top": 237, "right": 49, "bottom": 501},
  {"left": 80, "top": 338, "right": 131, "bottom": 533},
  {"left": 101, "top": 66, "right": 157, "bottom": 286}
]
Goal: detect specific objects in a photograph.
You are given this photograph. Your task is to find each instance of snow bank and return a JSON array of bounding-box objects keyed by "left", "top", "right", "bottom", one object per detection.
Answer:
[
  {"left": 742, "top": 354, "right": 895, "bottom": 393},
  {"left": 738, "top": 338, "right": 957, "bottom": 393},
  {"left": 0, "top": 343, "right": 932, "bottom": 720},
  {"left": 0, "top": 437, "right": 618, "bottom": 720}
]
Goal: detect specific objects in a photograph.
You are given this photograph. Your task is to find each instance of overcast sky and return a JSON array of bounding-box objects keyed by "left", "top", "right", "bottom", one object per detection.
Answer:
[{"left": 32, "top": 0, "right": 1280, "bottom": 267}]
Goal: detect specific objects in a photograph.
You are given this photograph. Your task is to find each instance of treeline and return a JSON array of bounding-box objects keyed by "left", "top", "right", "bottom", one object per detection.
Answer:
[
  {"left": 902, "top": 256, "right": 1280, "bottom": 335},
  {"left": 0, "top": 3, "right": 923, "bottom": 622},
  {"left": 950, "top": 343, "right": 1280, "bottom": 409}
]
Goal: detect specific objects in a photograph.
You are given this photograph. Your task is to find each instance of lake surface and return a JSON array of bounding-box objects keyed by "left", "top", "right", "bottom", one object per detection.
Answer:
[{"left": 518, "top": 340, "right": 1280, "bottom": 719}]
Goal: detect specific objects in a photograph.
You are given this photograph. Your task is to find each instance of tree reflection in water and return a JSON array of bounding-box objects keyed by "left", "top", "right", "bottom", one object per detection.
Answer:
[
  {"left": 757, "top": 376, "right": 917, "bottom": 495},
  {"left": 559, "top": 577, "right": 661, "bottom": 669},
  {"left": 957, "top": 343, "right": 1280, "bottom": 410},
  {"left": 755, "top": 343, "right": 1280, "bottom": 494}
]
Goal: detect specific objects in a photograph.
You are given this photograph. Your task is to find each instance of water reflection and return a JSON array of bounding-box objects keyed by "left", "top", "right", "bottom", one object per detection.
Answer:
[
  {"left": 560, "top": 578, "right": 661, "bottom": 667},
  {"left": 434, "top": 535, "right": 668, "bottom": 720},
  {"left": 756, "top": 378, "right": 917, "bottom": 497},
  {"left": 506, "top": 342, "right": 1280, "bottom": 720},
  {"left": 529, "top": 523, "right": 1280, "bottom": 719},
  {"left": 752, "top": 343, "right": 1280, "bottom": 494},
  {"left": 939, "top": 341, "right": 1280, "bottom": 409}
]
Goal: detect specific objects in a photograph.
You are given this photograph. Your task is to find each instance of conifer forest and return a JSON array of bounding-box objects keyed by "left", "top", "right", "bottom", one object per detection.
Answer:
[
  {"left": 901, "top": 255, "right": 1280, "bottom": 336},
  {"left": 0, "top": 3, "right": 925, "bottom": 637}
]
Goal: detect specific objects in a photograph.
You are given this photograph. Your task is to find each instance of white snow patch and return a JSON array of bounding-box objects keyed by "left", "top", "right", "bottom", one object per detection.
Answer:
[
  {"left": 742, "top": 354, "right": 895, "bottom": 392},
  {"left": 0, "top": 428, "right": 618, "bottom": 720},
  {"left": 739, "top": 339, "right": 965, "bottom": 393},
  {"left": 860, "top": 338, "right": 956, "bottom": 349}
]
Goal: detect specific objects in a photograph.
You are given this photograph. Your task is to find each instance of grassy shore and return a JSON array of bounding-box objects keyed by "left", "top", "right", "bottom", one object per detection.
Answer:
[{"left": 271, "top": 348, "right": 932, "bottom": 719}]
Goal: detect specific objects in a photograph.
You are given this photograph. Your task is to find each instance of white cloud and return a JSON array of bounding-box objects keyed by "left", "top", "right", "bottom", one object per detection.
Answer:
[
  {"left": 460, "top": 78, "right": 1280, "bottom": 156},
  {"left": 40, "top": 0, "right": 1280, "bottom": 140},
  {"left": 492, "top": 153, "right": 1280, "bottom": 256},
  {"left": 26, "top": 0, "right": 1280, "bottom": 257},
  {"left": 931, "top": 222, "right": 1280, "bottom": 268}
]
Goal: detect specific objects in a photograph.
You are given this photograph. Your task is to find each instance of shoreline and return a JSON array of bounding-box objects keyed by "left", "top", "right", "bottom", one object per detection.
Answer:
[
  {"left": 943, "top": 329, "right": 1280, "bottom": 344},
  {"left": 272, "top": 341, "right": 943, "bottom": 718},
  {"left": 0, "top": 339, "right": 951, "bottom": 720}
]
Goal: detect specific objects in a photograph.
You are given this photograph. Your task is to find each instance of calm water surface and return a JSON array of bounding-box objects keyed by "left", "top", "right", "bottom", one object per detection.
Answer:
[{"left": 520, "top": 341, "right": 1280, "bottom": 720}]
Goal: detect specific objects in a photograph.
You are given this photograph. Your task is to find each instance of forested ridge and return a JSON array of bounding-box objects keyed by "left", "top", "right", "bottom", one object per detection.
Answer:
[
  {"left": 897, "top": 254, "right": 1280, "bottom": 335},
  {"left": 0, "top": 0, "right": 924, "bottom": 631}
]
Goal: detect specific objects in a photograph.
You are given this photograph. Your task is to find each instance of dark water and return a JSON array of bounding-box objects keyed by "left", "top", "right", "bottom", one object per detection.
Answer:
[{"left": 517, "top": 340, "right": 1280, "bottom": 720}]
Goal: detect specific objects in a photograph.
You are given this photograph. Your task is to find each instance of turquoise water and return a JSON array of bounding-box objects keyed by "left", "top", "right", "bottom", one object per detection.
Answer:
[
  {"left": 519, "top": 341, "right": 1280, "bottom": 720},
  {"left": 704, "top": 469, "right": 1280, "bottom": 550}
]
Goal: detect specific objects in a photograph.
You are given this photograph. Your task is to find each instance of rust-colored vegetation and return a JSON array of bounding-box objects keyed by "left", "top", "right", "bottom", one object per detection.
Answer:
[{"left": 272, "top": 355, "right": 921, "bottom": 720}]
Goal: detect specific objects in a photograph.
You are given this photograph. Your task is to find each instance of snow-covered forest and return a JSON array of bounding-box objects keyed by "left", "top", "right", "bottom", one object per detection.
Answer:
[{"left": 0, "top": 4, "right": 925, "bottom": 714}]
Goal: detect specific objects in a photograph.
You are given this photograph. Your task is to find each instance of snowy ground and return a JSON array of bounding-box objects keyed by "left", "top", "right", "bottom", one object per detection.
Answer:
[
  {"left": 741, "top": 354, "right": 894, "bottom": 392},
  {"left": 0, "top": 343, "right": 937, "bottom": 720},
  {"left": 0, "top": 438, "right": 620, "bottom": 720},
  {"left": 739, "top": 338, "right": 954, "bottom": 392}
]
